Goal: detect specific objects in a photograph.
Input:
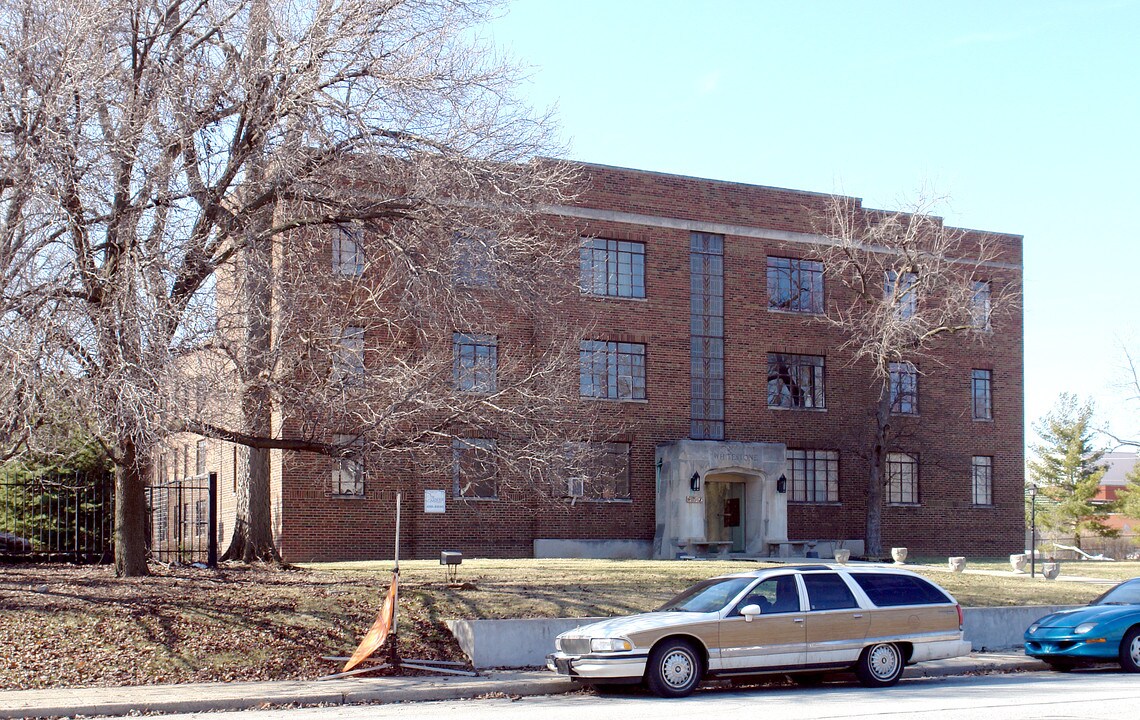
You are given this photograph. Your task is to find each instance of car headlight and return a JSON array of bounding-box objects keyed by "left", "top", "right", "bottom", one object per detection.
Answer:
[
  {"left": 590, "top": 637, "right": 633, "bottom": 653},
  {"left": 1074, "top": 622, "right": 1098, "bottom": 635},
  {"left": 1028, "top": 623, "right": 1039, "bottom": 634}
]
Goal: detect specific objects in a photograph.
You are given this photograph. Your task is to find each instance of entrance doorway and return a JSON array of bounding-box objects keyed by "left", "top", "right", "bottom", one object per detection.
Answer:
[{"left": 705, "top": 481, "right": 746, "bottom": 553}]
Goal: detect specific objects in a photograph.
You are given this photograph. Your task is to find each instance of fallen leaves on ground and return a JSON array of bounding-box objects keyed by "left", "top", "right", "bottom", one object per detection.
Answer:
[{"left": 0, "top": 563, "right": 467, "bottom": 690}]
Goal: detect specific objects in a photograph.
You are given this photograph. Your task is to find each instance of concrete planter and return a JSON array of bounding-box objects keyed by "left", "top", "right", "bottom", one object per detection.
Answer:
[
  {"left": 833, "top": 548, "right": 851, "bottom": 564},
  {"left": 948, "top": 556, "right": 966, "bottom": 572},
  {"left": 891, "top": 547, "right": 908, "bottom": 564},
  {"left": 1042, "top": 561, "right": 1061, "bottom": 580},
  {"left": 1009, "top": 553, "right": 1027, "bottom": 573}
]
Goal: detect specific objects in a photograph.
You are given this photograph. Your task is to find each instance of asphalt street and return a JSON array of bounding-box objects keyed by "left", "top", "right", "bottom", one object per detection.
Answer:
[{"left": 88, "top": 670, "right": 1140, "bottom": 720}]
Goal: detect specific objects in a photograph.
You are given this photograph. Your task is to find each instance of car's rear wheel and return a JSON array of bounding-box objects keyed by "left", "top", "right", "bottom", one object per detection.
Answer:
[
  {"left": 1119, "top": 627, "right": 1140, "bottom": 672},
  {"left": 855, "top": 642, "right": 904, "bottom": 688},
  {"left": 646, "top": 639, "right": 703, "bottom": 698}
]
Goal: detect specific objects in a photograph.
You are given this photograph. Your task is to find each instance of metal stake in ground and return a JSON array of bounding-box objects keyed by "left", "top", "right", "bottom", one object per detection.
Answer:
[{"left": 324, "top": 491, "right": 475, "bottom": 680}]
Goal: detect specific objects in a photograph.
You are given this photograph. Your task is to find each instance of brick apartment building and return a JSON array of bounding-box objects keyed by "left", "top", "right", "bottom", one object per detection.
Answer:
[{"left": 162, "top": 162, "right": 1024, "bottom": 563}]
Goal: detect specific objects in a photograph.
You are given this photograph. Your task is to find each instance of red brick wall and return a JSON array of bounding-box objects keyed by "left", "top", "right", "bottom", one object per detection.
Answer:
[{"left": 273, "top": 162, "right": 1024, "bottom": 561}]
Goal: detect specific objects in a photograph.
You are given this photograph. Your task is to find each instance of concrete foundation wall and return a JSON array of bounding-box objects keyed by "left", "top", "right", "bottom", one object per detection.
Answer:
[
  {"left": 447, "top": 618, "right": 606, "bottom": 670},
  {"left": 962, "top": 605, "right": 1074, "bottom": 652},
  {"left": 448, "top": 606, "right": 1075, "bottom": 669},
  {"left": 533, "top": 539, "right": 652, "bottom": 559}
]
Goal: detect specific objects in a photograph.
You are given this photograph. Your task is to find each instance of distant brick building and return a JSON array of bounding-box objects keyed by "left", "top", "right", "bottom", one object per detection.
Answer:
[
  {"left": 1099, "top": 452, "right": 1139, "bottom": 533},
  {"left": 166, "top": 162, "right": 1024, "bottom": 562}
]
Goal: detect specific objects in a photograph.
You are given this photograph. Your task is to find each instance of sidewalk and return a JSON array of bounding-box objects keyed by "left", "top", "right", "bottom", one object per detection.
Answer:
[{"left": 0, "top": 653, "right": 1046, "bottom": 719}]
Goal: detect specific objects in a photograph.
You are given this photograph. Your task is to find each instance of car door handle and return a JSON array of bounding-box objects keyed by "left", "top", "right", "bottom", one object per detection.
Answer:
[
  {"left": 793, "top": 618, "right": 804, "bottom": 623},
  {"left": 852, "top": 614, "right": 864, "bottom": 618}
]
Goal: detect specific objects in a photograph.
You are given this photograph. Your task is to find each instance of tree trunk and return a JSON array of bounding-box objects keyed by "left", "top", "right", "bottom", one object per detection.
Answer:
[
  {"left": 864, "top": 384, "right": 893, "bottom": 559},
  {"left": 113, "top": 439, "right": 149, "bottom": 576},
  {"left": 221, "top": 444, "right": 279, "bottom": 562}
]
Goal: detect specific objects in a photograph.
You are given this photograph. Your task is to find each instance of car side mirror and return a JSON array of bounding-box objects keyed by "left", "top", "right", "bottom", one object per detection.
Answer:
[{"left": 741, "top": 604, "right": 762, "bottom": 623}]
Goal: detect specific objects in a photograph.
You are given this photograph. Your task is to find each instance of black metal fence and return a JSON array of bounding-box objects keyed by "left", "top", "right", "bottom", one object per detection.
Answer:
[
  {"left": 146, "top": 472, "right": 217, "bottom": 566},
  {"left": 0, "top": 470, "right": 114, "bottom": 563}
]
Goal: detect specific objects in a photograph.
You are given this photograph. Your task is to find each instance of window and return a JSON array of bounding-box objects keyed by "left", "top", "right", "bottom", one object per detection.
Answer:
[
  {"left": 565, "top": 442, "right": 631, "bottom": 500},
  {"left": 767, "top": 353, "right": 825, "bottom": 409},
  {"left": 767, "top": 256, "right": 824, "bottom": 313},
  {"left": 972, "top": 456, "right": 993, "bottom": 506},
  {"left": 332, "top": 326, "right": 365, "bottom": 381},
  {"left": 972, "top": 369, "right": 993, "bottom": 420},
  {"left": 182, "top": 502, "right": 192, "bottom": 540},
  {"left": 580, "top": 238, "right": 645, "bottom": 298},
  {"left": 971, "top": 280, "right": 992, "bottom": 330},
  {"left": 733, "top": 575, "right": 800, "bottom": 615},
  {"left": 691, "top": 232, "right": 724, "bottom": 439},
  {"left": 455, "top": 229, "right": 496, "bottom": 287},
  {"left": 194, "top": 499, "right": 208, "bottom": 536},
  {"left": 802, "top": 573, "right": 858, "bottom": 611},
  {"left": 886, "top": 452, "right": 919, "bottom": 504},
  {"left": 453, "top": 438, "right": 497, "bottom": 499},
  {"left": 884, "top": 270, "right": 917, "bottom": 319},
  {"left": 850, "top": 573, "right": 952, "bottom": 607},
  {"left": 453, "top": 333, "right": 497, "bottom": 393},
  {"left": 195, "top": 439, "right": 209, "bottom": 476},
  {"left": 889, "top": 361, "right": 919, "bottom": 415},
  {"left": 580, "top": 341, "right": 646, "bottom": 400},
  {"left": 332, "top": 224, "right": 364, "bottom": 275},
  {"left": 787, "top": 449, "right": 839, "bottom": 503},
  {"left": 331, "top": 435, "right": 365, "bottom": 496}
]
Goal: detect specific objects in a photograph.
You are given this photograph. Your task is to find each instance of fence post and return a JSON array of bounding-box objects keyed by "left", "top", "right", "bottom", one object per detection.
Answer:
[{"left": 207, "top": 472, "right": 218, "bottom": 568}]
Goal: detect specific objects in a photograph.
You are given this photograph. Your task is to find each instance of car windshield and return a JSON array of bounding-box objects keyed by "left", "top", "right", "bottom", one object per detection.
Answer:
[
  {"left": 1092, "top": 579, "right": 1140, "bottom": 606},
  {"left": 658, "top": 577, "right": 754, "bottom": 613}
]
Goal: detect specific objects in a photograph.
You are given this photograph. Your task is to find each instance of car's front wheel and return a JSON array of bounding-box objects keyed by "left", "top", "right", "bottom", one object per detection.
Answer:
[
  {"left": 646, "top": 639, "right": 703, "bottom": 698},
  {"left": 854, "top": 642, "right": 904, "bottom": 687},
  {"left": 1119, "top": 627, "right": 1140, "bottom": 672}
]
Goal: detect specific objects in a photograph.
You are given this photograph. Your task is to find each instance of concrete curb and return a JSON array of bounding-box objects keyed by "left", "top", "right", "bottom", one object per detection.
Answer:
[{"left": 0, "top": 655, "right": 1044, "bottom": 719}]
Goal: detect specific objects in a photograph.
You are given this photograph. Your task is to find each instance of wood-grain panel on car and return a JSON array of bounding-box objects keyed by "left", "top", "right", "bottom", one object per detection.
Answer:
[
  {"left": 717, "top": 614, "right": 806, "bottom": 669},
  {"left": 805, "top": 609, "right": 870, "bottom": 646},
  {"left": 865, "top": 605, "right": 958, "bottom": 641}
]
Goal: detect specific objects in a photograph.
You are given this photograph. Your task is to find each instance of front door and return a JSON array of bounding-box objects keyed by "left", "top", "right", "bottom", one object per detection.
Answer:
[
  {"left": 705, "top": 481, "right": 746, "bottom": 552},
  {"left": 716, "top": 574, "right": 806, "bottom": 671}
]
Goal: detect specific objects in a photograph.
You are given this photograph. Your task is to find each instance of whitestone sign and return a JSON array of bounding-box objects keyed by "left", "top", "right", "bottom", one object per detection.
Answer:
[{"left": 424, "top": 489, "right": 446, "bottom": 514}]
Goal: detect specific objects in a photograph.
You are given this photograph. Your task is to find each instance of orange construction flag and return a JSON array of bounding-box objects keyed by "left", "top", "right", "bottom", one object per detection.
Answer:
[{"left": 343, "top": 574, "right": 398, "bottom": 672}]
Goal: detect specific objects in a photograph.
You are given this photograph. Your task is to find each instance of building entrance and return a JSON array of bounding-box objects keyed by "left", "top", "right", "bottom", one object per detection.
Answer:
[{"left": 705, "top": 480, "right": 746, "bottom": 552}]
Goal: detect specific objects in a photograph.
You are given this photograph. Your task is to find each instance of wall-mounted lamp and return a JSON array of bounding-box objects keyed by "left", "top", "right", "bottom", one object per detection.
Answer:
[
  {"left": 776, "top": 474, "right": 787, "bottom": 494},
  {"left": 689, "top": 472, "right": 701, "bottom": 492}
]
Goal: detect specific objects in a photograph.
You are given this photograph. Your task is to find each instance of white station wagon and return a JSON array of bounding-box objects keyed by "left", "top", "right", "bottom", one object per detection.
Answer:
[{"left": 547, "top": 564, "right": 970, "bottom": 697}]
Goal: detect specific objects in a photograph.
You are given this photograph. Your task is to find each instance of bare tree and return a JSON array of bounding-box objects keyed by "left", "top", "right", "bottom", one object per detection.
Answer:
[
  {"left": 1103, "top": 346, "right": 1140, "bottom": 450},
  {"left": 812, "top": 194, "right": 1020, "bottom": 557},
  {"left": 0, "top": 0, "right": 598, "bottom": 574}
]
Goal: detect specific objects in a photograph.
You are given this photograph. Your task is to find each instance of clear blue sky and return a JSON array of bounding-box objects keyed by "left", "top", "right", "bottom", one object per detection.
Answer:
[{"left": 484, "top": 0, "right": 1140, "bottom": 449}]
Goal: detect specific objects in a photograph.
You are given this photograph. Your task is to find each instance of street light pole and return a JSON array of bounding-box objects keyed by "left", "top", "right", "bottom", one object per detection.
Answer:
[{"left": 1029, "top": 484, "right": 1038, "bottom": 579}]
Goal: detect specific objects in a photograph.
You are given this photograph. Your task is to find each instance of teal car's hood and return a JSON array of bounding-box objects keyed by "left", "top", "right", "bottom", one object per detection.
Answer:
[{"left": 1030, "top": 604, "right": 1140, "bottom": 630}]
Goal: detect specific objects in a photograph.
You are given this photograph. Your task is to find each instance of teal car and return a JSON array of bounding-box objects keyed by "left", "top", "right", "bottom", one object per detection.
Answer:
[{"left": 1024, "top": 577, "right": 1140, "bottom": 672}]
